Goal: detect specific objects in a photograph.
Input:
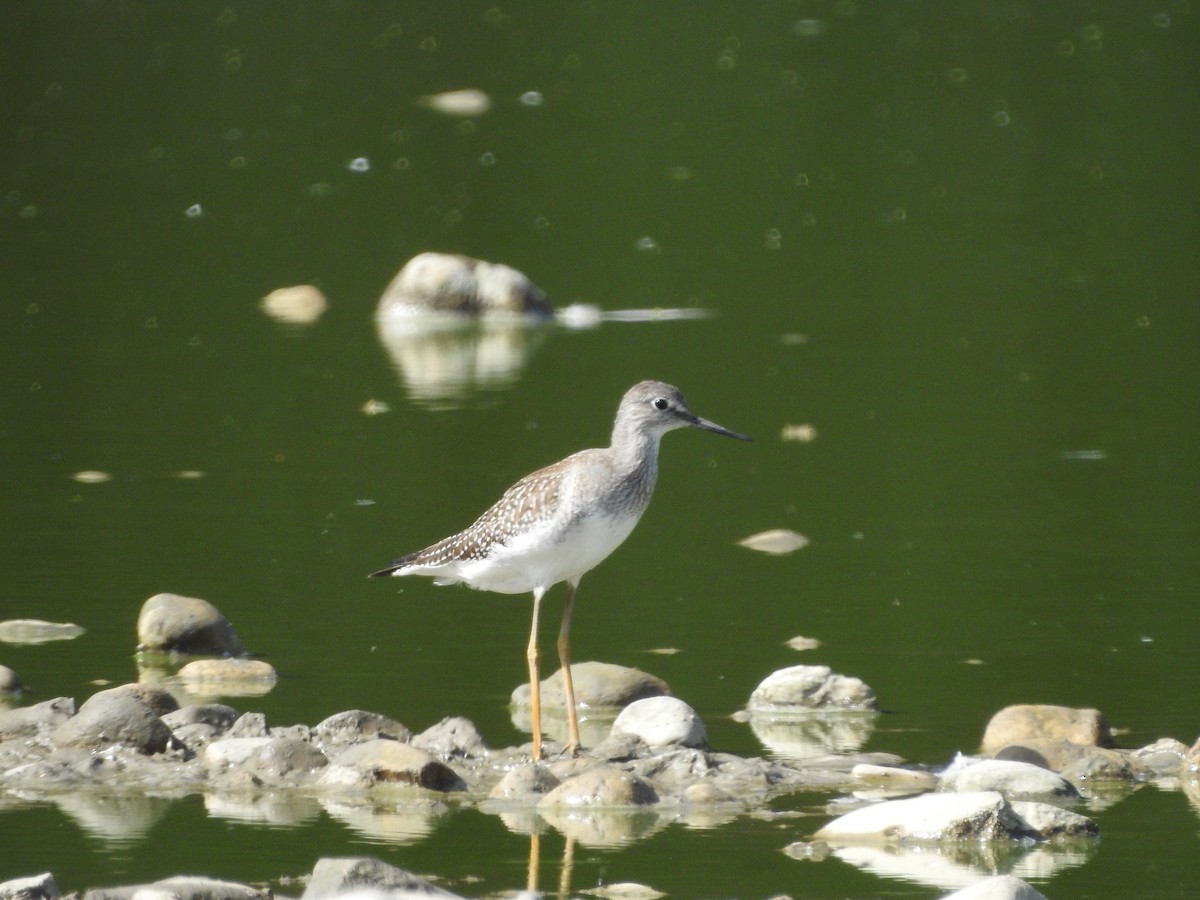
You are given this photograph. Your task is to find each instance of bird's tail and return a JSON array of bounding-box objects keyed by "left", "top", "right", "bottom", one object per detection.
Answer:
[{"left": 367, "top": 550, "right": 421, "bottom": 578}]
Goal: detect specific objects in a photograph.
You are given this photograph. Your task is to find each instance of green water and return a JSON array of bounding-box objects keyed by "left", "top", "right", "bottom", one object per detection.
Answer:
[{"left": 3, "top": 2, "right": 1198, "bottom": 897}]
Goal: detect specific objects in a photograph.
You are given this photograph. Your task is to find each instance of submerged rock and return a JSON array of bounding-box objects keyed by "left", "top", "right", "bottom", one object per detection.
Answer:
[
  {"left": 302, "top": 856, "right": 462, "bottom": 899},
  {"left": 512, "top": 661, "right": 672, "bottom": 710},
  {"left": 378, "top": 252, "right": 552, "bottom": 318},
  {"left": 0, "top": 619, "right": 85, "bottom": 645},
  {"left": 748, "top": 665, "right": 877, "bottom": 712},
  {"left": 136, "top": 593, "right": 247, "bottom": 657},
  {"left": 981, "top": 704, "right": 1112, "bottom": 754}
]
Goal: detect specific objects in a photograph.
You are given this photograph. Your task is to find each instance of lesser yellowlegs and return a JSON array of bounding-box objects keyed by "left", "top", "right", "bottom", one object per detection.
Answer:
[{"left": 369, "top": 380, "right": 751, "bottom": 758}]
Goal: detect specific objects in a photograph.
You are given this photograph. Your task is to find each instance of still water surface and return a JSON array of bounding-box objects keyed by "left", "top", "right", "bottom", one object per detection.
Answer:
[{"left": 3, "top": 2, "right": 1198, "bottom": 897}]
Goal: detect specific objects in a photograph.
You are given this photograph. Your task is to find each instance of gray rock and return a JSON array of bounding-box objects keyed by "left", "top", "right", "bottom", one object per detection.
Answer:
[
  {"left": 487, "top": 763, "right": 561, "bottom": 800},
  {"left": 377, "top": 252, "right": 552, "bottom": 317},
  {"left": 981, "top": 705, "right": 1112, "bottom": 754},
  {"left": 302, "top": 856, "right": 462, "bottom": 899},
  {"left": 0, "top": 619, "right": 85, "bottom": 644},
  {"left": 0, "top": 665, "right": 23, "bottom": 694},
  {"left": 321, "top": 740, "right": 466, "bottom": 792},
  {"left": 313, "top": 710, "right": 412, "bottom": 746},
  {"left": 611, "top": 696, "right": 707, "bottom": 749},
  {"left": 410, "top": 716, "right": 488, "bottom": 758},
  {"left": 0, "top": 697, "right": 75, "bottom": 740},
  {"left": 538, "top": 766, "right": 659, "bottom": 808},
  {"left": 511, "top": 661, "right": 671, "bottom": 709},
  {"left": 116, "top": 683, "right": 180, "bottom": 717},
  {"left": 207, "top": 737, "right": 327, "bottom": 786},
  {"left": 939, "top": 755, "right": 1080, "bottom": 798},
  {"left": 938, "top": 875, "right": 1048, "bottom": 900},
  {"left": 53, "top": 687, "right": 173, "bottom": 755},
  {"left": 1008, "top": 800, "right": 1099, "bottom": 839},
  {"left": 0, "top": 872, "right": 60, "bottom": 900},
  {"left": 1130, "top": 738, "right": 1190, "bottom": 779},
  {"left": 225, "top": 712, "right": 269, "bottom": 738},
  {"left": 136, "top": 593, "right": 247, "bottom": 656},
  {"left": 1059, "top": 748, "right": 1135, "bottom": 783},
  {"left": 161, "top": 704, "right": 240, "bottom": 732},
  {"left": 83, "top": 876, "right": 268, "bottom": 900},
  {"left": 747, "top": 665, "right": 878, "bottom": 712}
]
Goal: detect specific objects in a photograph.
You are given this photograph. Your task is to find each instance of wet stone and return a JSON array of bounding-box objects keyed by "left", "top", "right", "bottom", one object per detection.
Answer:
[
  {"left": 611, "top": 696, "right": 707, "bottom": 749},
  {"left": 538, "top": 766, "right": 659, "bottom": 808},
  {"left": 512, "top": 661, "right": 672, "bottom": 710},
  {"left": 940, "top": 875, "right": 1048, "bottom": 900},
  {"left": 981, "top": 704, "right": 1112, "bottom": 754},
  {"left": 82, "top": 876, "right": 269, "bottom": 900},
  {"left": 938, "top": 755, "right": 1080, "bottom": 799},
  {"left": 487, "top": 763, "right": 561, "bottom": 800},
  {"left": 411, "top": 716, "right": 489, "bottom": 759},
  {"left": 136, "top": 593, "right": 247, "bottom": 657},
  {"left": 377, "top": 252, "right": 552, "bottom": 317},
  {"left": 301, "top": 856, "right": 463, "bottom": 899},
  {"left": 748, "top": 665, "right": 878, "bottom": 712},
  {"left": 321, "top": 739, "right": 466, "bottom": 792}
]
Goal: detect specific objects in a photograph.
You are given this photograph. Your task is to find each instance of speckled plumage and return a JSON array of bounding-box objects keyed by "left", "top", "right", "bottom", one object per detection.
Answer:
[{"left": 370, "top": 380, "right": 750, "bottom": 758}]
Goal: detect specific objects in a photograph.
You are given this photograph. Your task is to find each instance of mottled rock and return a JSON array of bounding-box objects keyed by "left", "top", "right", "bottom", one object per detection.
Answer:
[
  {"left": 118, "top": 683, "right": 179, "bottom": 717},
  {"left": 53, "top": 687, "right": 173, "bottom": 755},
  {"left": 313, "top": 710, "right": 412, "bottom": 746},
  {"left": 378, "top": 252, "right": 552, "bottom": 317},
  {"left": 0, "top": 665, "right": 23, "bottom": 694},
  {"left": 161, "top": 703, "right": 240, "bottom": 732},
  {"left": 512, "top": 661, "right": 671, "bottom": 710},
  {"left": 1059, "top": 748, "right": 1135, "bottom": 783},
  {"left": 206, "top": 736, "right": 327, "bottom": 785},
  {"left": 411, "top": 716, "right": 488, "bottom": 758},
  {"left": 815, "top": 791, "right": 1035, "bottom": 843},
  {"left": 302, "top": 856, "right": 462, "bottom": 899},
  {"left": 939, "top": 755, "right": 1079, "bottom": 799},
  {"left": 321, "top": 740, "right": 466, "bottom": 792},
  {"left": 1130, "top": 738, "right": 1189, "bottom": 779},
  {"left": 0, "top": 698, "right": 74, "bottom": 741},
  {"left": 748, "top": 665, "right": 877, "bottom": 712},
  {"left": 82, "top": 876, "right": 269, "bottom": 900},
  {"left": 981, "top": 705, "right": 1112, "bottom": 754},
  {"left": 136, "top": 593, "right": 247, "bottom": 656},
  {"left": 0, "top": 872, "right": 60, "bottom": 900},
  {"left": 225, "top": 712, "right": 269, "bottom": 738},
  {"left": 611, "top": 696, "right": 707, "bottom": 749},
  {"left": 487, "top": 763, "right": 561, "bottom": 800},
  {"left": 938, "top": 875, "right": 1048, "bottom": 900},
  {"left": 538, "top": 766, "right": 659, "bottom": 808},
  {"left": 1008, "top": 800, "right": 1099, "bottom": 839}
]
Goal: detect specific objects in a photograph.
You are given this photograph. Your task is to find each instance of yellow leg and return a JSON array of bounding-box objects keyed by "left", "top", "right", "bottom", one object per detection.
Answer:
[
  {"left": 558, "top": 580, "right": 581, "bottom": 754},
  {"left": 527, "top": 587, "right": 545, "bottom": 760}
]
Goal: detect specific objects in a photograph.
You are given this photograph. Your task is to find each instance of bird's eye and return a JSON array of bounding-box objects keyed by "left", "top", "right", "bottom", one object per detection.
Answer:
[{"left": 653, "top": 397, "right": 669, "bottom": 410}]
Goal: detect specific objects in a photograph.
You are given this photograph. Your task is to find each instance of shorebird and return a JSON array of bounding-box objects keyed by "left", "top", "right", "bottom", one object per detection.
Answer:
[{"left": 369, "top": 380, "right": 751, "bottom": 758}]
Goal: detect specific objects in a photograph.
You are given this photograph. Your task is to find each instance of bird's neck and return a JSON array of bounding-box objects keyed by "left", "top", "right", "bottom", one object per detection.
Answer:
[{"left": 609, "top": 420, "right": 662, "bottom": 477}]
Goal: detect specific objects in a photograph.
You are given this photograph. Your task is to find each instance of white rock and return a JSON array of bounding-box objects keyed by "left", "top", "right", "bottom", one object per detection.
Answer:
[
  {"left": 815, "top": 791, "right": 1029, "bottom": 843},
  {"left": 611, "top": 696, "right": 707, "bottom": 748},
  {"left": 938, "top": 874, "right": 1048, "bottom": 899},
  {"left": 939, "top": 755, "right": 1079, "bottom": 798},
  {"left": 205, "top": 737, "right": 274, "bottom": 767},
  {"left": 749, "top": 664, "right": 877, "bottom": 712},
  {"left": 0, "top": 872, "right": 60, "bottom": 900}
]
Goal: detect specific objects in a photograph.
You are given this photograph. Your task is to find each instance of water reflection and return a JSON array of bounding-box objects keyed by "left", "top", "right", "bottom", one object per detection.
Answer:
[
  {"left": 748, "top": 711, "right": 877, "bottom": 758},
  {"left": 51, "top": 792, "right": 172, "bottom": 845},
  {"left": 535, "top": 805, "right": 670, "bottom": 849},
  {"left": 204, "top": 791, "right": 322, "bottom": 826},
  {"left": 320, "top": 795, "right": 450, "bottom": 844}
]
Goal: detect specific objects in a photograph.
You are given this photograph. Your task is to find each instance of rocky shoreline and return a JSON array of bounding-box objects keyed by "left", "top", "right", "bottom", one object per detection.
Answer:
[{"left": 3, "top": 598, "right": 1199, "bottom": 900}]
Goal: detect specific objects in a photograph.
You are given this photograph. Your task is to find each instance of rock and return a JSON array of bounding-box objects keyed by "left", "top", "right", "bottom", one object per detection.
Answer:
[
  {"left": 136, "top": 593, "right": 247, "bottom": 656},
  {"left": 261, "top": 284, "right": 328, "bottom": 325},
  {"left": 814, "top": 791, "right": 1036, "bottom": 843},
  {"left": 302, "top": 856, "right": 462, "bottom": 899},
  {"left": 939, "top": 755, "right": 1079, "bottom": 798},
  {"left": 0, "top": 619, "right": 85, "bottom": 644},
  {"left": 53, "top": 687, "right": 173, "bottom": 755},
  {"left": 1059, "top": 748, "right": 1135, "bottom": 783},
  {"left": 538, "top": 766, "right": 659, "bottom": 808},
  {"left": 981, "top": 705, "right": 1112, "bottom": 754},
  {"left": 207, "top": 737, "right": 328, "bottom": 785},
  {"left": 0, "top": 697, "right": 76, "bottom": 739},
  {"left": 851, "top": 763, "right": 939, "bottom": 793},
  {"left": 377, "top": 252, "right": 552, "bottom": 317},
  {"left": 118, "top": 683, "right": 180, "bottom": 717},
  {"left": 682, "top": 781, "right": 739, "bottom": 803},
  {"left": 410, "top": 716, "right": 488, "bottom": 758},
  {"left": 0, "top": 872, "right": 60, "bottom": 900},
  {"left": 1008, "top": 800, "right": 1099, "bottom": 839},
  {"left": 487, "top": 763, "right": 561, "bottom": 800},
  {"left": 0, "top": 665, "right": 23, "bottom": 694},
  {"left": 321, "top": 740, "right": 466, "bottom": 792},
  {"left": 175, "top": 658, "right": 277, "bottom": 688},
  {"left": 162, "top": 704, "right": 240, "bottom": 732},
  {"left": 1130, "top": 738, "right": 1190, "bottom": 779},
  {"left": 512, "top": 661, "right": 671, "bottom": 710},
  {"left": 313, "top": 710, "right": 412, "bottom": 746},
  {"left": 938, "top": 875, "right": 1048, "bottom": 899},
  {"left": 82, "top": 876, "right": 269, "bottom": 900},
  {"left": 747, "top": 665, "right": 878, "bottom": 712},
  {"left": 611, "top": 697, "right": 707, "bottom": 749},
  {"left": 225, "top": 712, "right": 270, "bottom": 738}
]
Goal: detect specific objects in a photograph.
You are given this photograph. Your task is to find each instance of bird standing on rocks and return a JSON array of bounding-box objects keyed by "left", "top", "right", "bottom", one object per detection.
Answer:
[{"left": 370, "top": 380, "right": 751, "bottom": 759}]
